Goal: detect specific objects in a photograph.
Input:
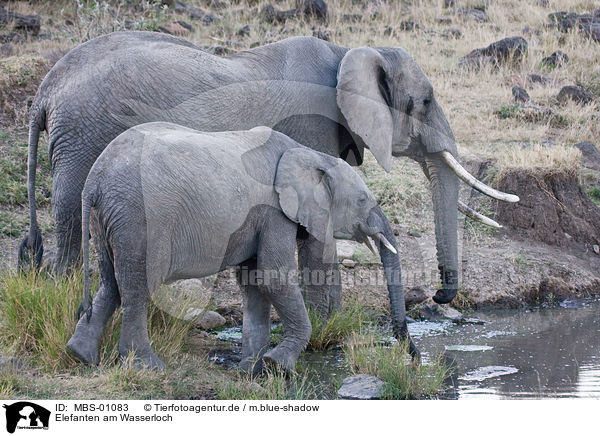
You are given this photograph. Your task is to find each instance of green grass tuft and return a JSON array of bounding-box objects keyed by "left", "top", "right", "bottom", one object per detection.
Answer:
[
  {"left": 344, "top": 332, "right": 449, "bottom": 399},
  {"left": 215, "top": 368, "right": 318, "bottom": 400},
  {"left": 307, "top": 301, "right": 373, "bottom": 351},
  {"left": 0, "top": 270, "right": 193, "bottom": 372}
]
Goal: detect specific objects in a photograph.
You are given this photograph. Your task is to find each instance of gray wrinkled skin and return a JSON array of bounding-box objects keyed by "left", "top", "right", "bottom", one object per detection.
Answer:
[
  {"left": 21, "top": 32, "right": 461, "bottom": 353},
  {"left": 66, "top": 123, "right": 388, "bottom": 372}
]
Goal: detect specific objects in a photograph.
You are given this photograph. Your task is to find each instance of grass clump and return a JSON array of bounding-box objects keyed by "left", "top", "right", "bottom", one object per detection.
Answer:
[
  {"left": 307, "top": 301, "right": 373, "bottom": 351},
  {"left": 493, "top": 144, "right": 582, "bottom": 180},
  {"left": 0, "top": 270, "right": 193, "bottom": 372},
  {"left": 215, "top": 368, "right": 317, "bottom": 400},
  {"left": 0, "top": 129, "right": 52, "bottom": 207},
  {"left": 344, "top": 332, "right": 449, "bottom": 399}
]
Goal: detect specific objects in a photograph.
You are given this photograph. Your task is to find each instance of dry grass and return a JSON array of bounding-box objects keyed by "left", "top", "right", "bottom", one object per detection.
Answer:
[{"left": 494, "top": 143, "right": 582, "bottom": 178}]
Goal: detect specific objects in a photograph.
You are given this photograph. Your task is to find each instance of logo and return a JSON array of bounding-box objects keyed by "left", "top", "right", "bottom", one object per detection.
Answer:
[{"left": 2, "top": 402, "right": 50, "bottom": 433}]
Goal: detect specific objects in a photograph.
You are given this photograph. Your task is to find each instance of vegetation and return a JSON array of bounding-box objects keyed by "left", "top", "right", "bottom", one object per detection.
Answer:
[
  {"left": 307, "top": 301, "right": 374, "bottom": 351},
  {"left": 0, "top": 270, "right": 192, "bottom": 371},
  {"left": 344, "top": 332, "right": 449, "bottom": 399}
]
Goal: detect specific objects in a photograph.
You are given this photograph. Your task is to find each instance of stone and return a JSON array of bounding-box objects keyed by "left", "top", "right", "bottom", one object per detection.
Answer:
[
  {"left": 541, "top": 50, "right": 568, "bottom": 67},
  {"left": 459, "top": 36, "right": 528, "bottom": 69},
  {"left": 557, "top": 85, "right": 594, "bottom": 105},
  {"left": 574, "top": 142, "right": 600, "bottom": 167},
  {"left": 594, "top": 245, "right": 600, "bottom": 255},
  {"left": 512, "top": 86, "right": 530, "bottom": 103},
  {"left": 418, "top": 302, "right": 463, "bottom": 321},
  {"left": 405, "top": 286, "right": 432, "bottom": 309},
  {"left": 442, "top": 28, "right": 462, "bottom": 39},
  {"left": 527, "top": 73, "right": 553, "bottom": 86},
  {"left": 174, "top": 1, "right": 219, "bottom": 24},
  {"left": 237, "top": 24, "right": 251, "bottom": 37},
  {"left": 399, "top": 20, "right": 420, "bottom": 31},
  {"left": 313, "top": 28, "right": 330, "bottom": 41},
  {"left": 549, "top": 11, "right": 600, "bottom": 42},
  {"left": 338, "top": 374, "right": 386, "bottom": 400},
  {"left": 184, "top": 309, "right": 226, "bottom": 330},
  {"left": 296, "top": 0, "right": 328, "bottom": 20},
  {"left": 0, "top": 6, "right": 41, "bottom": 36},
  {"left": 158, "top": 22, "right": 190, "bottom": 36},
  {"left": 456, "top": 8, "right": 488, "bottom": 22},
  {"left": 260, "top": 5, "right": 298, "bottom": 24},
  {"left": 342, "top": 259, "right": 356, "bottom": 268},
  {"left": 336, "top": 240, "right": 356, "bottom": 259}
]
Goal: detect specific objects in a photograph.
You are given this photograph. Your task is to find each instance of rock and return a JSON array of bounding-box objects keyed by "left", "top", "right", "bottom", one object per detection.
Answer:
[
  {"left": 237, "top": 24, "right": 251, "bottom": 37},
  {"left": 574, "top": 142, "right": 600, "bottom": 167},
  {"left": 399, "top": 20, "right": 420, "bottom": 31},
  {"left": 549, "top": 10, "right": 600, "bottom": 42},
  {"left": 405, "top": 286, "right": 432, "bottom": 309},
  {"left": 580, "top": 21, "right": 600, "bottom": 42},
  {"left": 541, "top": 50, "right": 568, "bottom": 67},
  {"left": 527, "top": 73, "right": 554, "bottom": 86},
  {"left": 158, "top": 22, "right": 190, "bottom": 36},
  {"left": 442, "top": 28, "right": 462, "bottom": 39},
  {"left": 407, "top": 230, "right": 421, "bottom": 237},
  {"left": 296, "top": 0, "right": 328, "bottom": 20},
  {"left": 0, "top": 356, "right": 23, "bottom": 371},
  {"left": 512, "top": 86, "right": 530, "bottom": 103},
  {"left": 336, "top": 240, "right": 356, "bottom": 259},
  {"left": 185, "top": 309, "right": 226, "bottom": 330},
  {"left": 459, "top": 36, "right": 528, "bottom": 68},
  {"left": 174, "top": 1, "right": 219, "bottom": 24},
  {"left": 0, "top": 6, "right": 41, "bottom": 36},
  {"left": 338, "top": 375, "right": 386, "bottom": 400},
  {"left": 342, "top": 259, "right": 356, "bottom": 268},
  {"left": 312, "top": 28, "right": 330, "bottom": 41},
  {"left": 418, "top": 302, "right": 463, "bottom": 321},
  {"left": 260, "top": 5, "right": 298, "bottom": 24},
  {"left": 557, "top": 85, "right": 593, "bottom": 105},
  {"left": 594, "top": 244, "right": 600, "bottom": 255},
  {"left": 456, "top": 8, "right": 489, "bottom": 22},
  {"left": 176, "top": 20, "right": 193, "bottom": 32}
]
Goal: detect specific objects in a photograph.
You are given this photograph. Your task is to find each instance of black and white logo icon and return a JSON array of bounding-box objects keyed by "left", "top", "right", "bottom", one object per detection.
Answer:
[{"left": 3, "top": 402, "right": 50, "bottom": 433}]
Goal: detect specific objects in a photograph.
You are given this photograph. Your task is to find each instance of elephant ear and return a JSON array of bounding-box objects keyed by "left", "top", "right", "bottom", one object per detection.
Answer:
[
  {"left": 275, "top": 147, "right": 337, "bottom": 260},
  {"left": 337, "top": 47, "right": 393, "bottom": 172}
]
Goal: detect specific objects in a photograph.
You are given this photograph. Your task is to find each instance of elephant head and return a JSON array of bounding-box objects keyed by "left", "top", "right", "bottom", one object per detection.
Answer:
[
  {"left": 274, "top": 147, "right": 396, "bottom": 260},
  {"left": 336, "top": 47, "right": 519, "bottom": 304}
]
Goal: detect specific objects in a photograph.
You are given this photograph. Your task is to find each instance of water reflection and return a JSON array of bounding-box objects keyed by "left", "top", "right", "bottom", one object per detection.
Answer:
[{"left": 414, "top": 299, "right": 600, "bottom": 399}]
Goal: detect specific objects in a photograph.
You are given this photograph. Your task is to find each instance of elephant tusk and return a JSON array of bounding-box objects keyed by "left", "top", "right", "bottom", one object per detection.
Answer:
[
  {"left": 441, "top": 151, "right": 520, "bottom": 203},
  {"left": 458, "top": 201, "right": 502, "bottom": 228},
  {"left": 364, "top": 236, "right": 378, "bottom": 256},
  {"left": 374, "top": 233, "right": 397, "bottom": 255}
]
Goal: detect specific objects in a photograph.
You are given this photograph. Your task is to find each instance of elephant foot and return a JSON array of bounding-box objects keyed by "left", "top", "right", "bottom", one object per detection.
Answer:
[
  {"left": 66, "top": 334, "right": 100, "bottom": 365},
  {"left": 120, "top": 350, "right": 165, "bottom": 371},
  {"left": 432, "top": 288, "right": 457, "bottom": 304},
  {"left": 262, "top": 347, "right": 298, "bottom": 374}
]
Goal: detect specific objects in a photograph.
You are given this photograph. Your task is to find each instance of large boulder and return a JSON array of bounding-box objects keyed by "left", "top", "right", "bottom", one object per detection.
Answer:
[{"left": 557, "top": 85, "right": 594, "bottom": 105}]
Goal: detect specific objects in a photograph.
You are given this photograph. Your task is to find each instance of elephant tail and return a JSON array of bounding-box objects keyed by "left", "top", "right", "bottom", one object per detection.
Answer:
[
  {"left": 18, "top": 107, "right": 46, "bottom": 270},
  {"left": 76, "top": 191, "right": 93, "bottom": 322}
]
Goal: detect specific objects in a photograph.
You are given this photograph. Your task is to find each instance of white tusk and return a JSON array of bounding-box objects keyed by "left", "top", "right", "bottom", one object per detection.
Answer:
[
  {"left": 458, "top": 201, "right": 502, "bottom": 228},
  {"left": 374, "top": 233, "right": 397, "bottom": 255},
  {"left": 364, "top": 236, "right": 378, "bottom": 256},
  {"left": 441, "top": 151, "right": 520, "bottom": 203}
]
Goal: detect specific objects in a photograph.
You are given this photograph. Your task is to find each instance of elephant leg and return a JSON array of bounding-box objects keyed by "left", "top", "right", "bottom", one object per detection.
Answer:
[
  {"left": 67, "top": 241, "right": 120, "bottom": 365},
  {"left": 113, "top": 244, "right": 164, "bottom": 370},
  {"left": 237, "top": 259, "right": 271, "bottom": 375},
  {"left": 259, "top": 214, "right": 311, "bottom": 372},
  {"left": 51, "top": 169, "right": 86, "bottom": 275},
  {"left": 297, "top": 232, "right": 341, "bottom": 318}
]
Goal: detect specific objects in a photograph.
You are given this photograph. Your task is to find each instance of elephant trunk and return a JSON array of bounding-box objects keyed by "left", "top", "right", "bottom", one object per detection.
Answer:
[
  {"left": 424, "top": 153, "right": 459, "bottom": 305},
  {"left": 370, "top": 206, "right": 420, "bottom": 359}
]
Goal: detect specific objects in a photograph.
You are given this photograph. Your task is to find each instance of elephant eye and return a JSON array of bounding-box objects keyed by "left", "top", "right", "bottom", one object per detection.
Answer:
[{"left": 423, "top": 98, "right": 431, "bottom": 106}]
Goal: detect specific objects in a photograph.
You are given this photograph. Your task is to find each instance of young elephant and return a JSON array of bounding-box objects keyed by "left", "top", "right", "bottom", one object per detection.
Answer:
[{"left": 67, "top": 122, "right": 397, "bottom": 371}]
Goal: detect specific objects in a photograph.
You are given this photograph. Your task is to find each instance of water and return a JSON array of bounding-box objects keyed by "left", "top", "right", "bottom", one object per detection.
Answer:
[
  {"left": 210, "top": 299, "right": 600, "bottom": 399},
  {"left": 414, "top": 298, "right": 600, "bottom": 399}
]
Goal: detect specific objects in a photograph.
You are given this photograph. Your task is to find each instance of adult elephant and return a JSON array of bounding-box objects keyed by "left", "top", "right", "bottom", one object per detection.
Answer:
[{"left": 20, "top": 32, "right": 517, "bottom": 347}]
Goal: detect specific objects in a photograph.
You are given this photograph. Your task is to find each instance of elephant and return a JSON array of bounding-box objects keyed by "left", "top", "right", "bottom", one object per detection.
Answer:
[
  {"left": 20, "top": 32, "right": 518, "bottom": 348},
  {"left": 66, "top": 122, "right": 400, "bottom": 371}
]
